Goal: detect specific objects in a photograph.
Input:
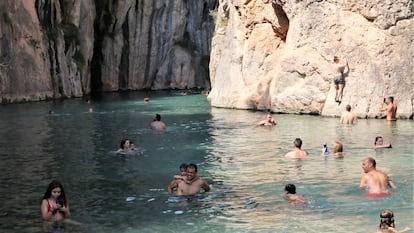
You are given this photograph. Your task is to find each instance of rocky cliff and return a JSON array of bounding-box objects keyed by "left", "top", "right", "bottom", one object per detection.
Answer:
[
  {"left": 209, "top": 0, "right": 414, "bottom": 119},
  {"left": 0, "top": 0, "right": 217, "bottom": 103}
]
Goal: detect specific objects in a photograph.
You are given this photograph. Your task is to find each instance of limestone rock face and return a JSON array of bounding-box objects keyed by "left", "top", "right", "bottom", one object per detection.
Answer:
[
  {"left": 0, "top": 0, "right": 217, "bottom": 103},
  {"left": 209, "top": 0, "right": 414, "bottom": 118},
  {"left": 93, "top": 0, "right": 216, "bottom": 92},
  {"left": 0, "top": 0, "right": 54, "bottom": 102}
]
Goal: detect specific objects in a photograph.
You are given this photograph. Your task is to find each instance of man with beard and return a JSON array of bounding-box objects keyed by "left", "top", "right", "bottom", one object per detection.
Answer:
[{"left": 177, "top": 163, "right": 210, "bottom": 196}]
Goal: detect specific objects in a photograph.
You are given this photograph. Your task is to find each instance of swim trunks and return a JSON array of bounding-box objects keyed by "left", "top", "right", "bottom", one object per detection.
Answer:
[
  {"left": 334, "top": 74, "right": 345, "bottom": 85},
  {"left": 366, "top": 192, "right": 392, "bottom": 198}
]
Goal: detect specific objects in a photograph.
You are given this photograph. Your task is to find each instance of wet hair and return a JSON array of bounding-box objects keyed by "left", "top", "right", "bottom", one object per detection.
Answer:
[
  {"left": 284, "top": 184, "right": 296, "bottom": 194},
  {"left": 333, "top": 141, "right": 343, "bottom": 153},
  {"left": 179, "top": 163, "right": 188, "bottom": 171},
  {"left": 379, "top": 210, "right": 395, "bottom": 229},
  {"left": 346, "top": 104, "right": 351, "bottom": 111},
  {"left": 365, "top": 157, "right": 376, "bottom": 168},
  {"left": 333, "top": 56, "right": 339, "bottom": 62},
  {"left": 187, "top": 163, "right": 198, "bottom": 172},
  {"left": 119, "top": 139, "right": 129, "bottom": 149},
  {"left": 154, "top": 114, "right": 161, "bottom": 121},
  {"left": 375, "top": 136, "right": 383, "bottom": 145},
  {"left": 388, "top": 96, "right": 394, "bottom": 103},
  {"left": 293, "top": 138, "right": 302, "bottom": 149},
  {"left": 41, "top": 180, "right": 67, "bottom": 207}
]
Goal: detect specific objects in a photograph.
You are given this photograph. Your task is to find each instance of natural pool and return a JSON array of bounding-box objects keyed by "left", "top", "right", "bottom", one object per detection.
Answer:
[{"left": 0, "top": 91, "right": 412, "bottom": 233}]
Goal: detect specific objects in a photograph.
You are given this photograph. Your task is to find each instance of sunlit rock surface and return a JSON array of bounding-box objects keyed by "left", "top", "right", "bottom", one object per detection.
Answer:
[{"left": 208, "top": 0, "right": 413, "bottom": 118}]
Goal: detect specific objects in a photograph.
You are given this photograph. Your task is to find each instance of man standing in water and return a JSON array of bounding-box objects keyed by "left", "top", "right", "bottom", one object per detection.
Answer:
[
  {"left": 177, "top": 163, "right": 210, "bottom": 196},
  {"left": 150, "top": 113, "right": 166, "bottom": 131},
  {"left": 257, "top": 112, "right": 277, "bottom": 126},
  {"left": 285, "top": 138, "right": 308, "bottom": 159},
  {"left": 359, "top": 157, "right": 397, "bottom": 197},
  {"left": 340, "top": 104, "right": 357, "bottom": 124},
  {"left": 380, "top": 96, "right": 397, "bottom": 121},
  {"left": 332, "top": 56, "right": 349, "bottom": 103}
]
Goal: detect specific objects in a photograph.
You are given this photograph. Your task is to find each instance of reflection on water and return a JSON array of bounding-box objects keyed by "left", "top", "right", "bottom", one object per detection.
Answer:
[{"left": 0, "top": 92, "right": 412, "bottom": 233}]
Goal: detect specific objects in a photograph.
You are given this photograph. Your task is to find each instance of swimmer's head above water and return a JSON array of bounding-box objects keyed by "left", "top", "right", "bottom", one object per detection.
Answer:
[
  {"left": 379, "top": 209, "right": 395, "bottom": 229},
  {"left": 284, "top": 184, "right": 296, "bottom": 194}
]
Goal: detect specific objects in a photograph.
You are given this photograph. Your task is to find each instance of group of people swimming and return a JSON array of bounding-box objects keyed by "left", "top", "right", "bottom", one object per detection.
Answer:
[
  {"left": 115, "top": 113, "right": 166, "bottom": 155},
  {"left": 254, "top": 97, "right": 404, "bottom": 232},
  {"left": 40, "top": 92, "right": 404, "bottom": 232}
]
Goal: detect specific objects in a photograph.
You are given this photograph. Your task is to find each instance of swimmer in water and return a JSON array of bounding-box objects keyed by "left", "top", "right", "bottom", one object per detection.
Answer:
[
  {"left": 40, "top": 180, "right": 71, "bottom": 221},
  {"left": 374, "top": 136, "right": 392, "bottom": 149},
  {"left": 167, "top": 163, "right": 189, "bottom": 195},
  {"left": 378, "top": 210, "right": 410, "bottom": 233},
  {"left": 116, "top": 138, "right": 134, "bottom": 154},
  {"left": 150, "top": 114, "right": 166, "bottom": 131},
  {"left": 257, "top": 112, "right": 277, "bottom": 126},
  {"left": 359, "top": 157, "right": 397, "bottom": 197},
  {"left": 284, "top": 184, "right": 308, "bottom": 204},
  {"left": 285, "top": 138, "right": 308, "bottom": 159},
  {"left": 321, "top": 141, "right": 344, "bottom": 157},
  {"left": 177, "top": 163, "right": 210, "bottom": 196}
]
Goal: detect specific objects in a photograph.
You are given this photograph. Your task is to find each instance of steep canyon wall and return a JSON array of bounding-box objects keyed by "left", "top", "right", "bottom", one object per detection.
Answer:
[
  {"left": 209, "top": 0, "right": 414, "bottom": 118},
  {"left": 0, "top": 0, "right": 217, "bottom": 103}
]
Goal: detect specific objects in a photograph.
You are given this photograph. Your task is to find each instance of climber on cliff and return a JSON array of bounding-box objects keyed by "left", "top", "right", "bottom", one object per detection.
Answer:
[{"left": 332, "top": 56, "right": 349, "bottom": 103}]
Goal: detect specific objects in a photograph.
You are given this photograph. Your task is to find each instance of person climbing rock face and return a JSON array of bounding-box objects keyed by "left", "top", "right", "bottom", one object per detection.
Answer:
[{"left": 332, "top": 56, "right": 350, "bottom": 104}]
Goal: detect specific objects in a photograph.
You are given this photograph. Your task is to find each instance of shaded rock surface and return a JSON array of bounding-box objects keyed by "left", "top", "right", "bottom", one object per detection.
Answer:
[
  {"left": 0, "top": 0, "right": 217, "bottom": 103},
  {"left": 209, "top": 0, "right": 413, "bottom": 118}
]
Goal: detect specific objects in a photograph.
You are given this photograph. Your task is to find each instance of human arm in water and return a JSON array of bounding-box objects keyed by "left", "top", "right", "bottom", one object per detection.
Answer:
[
  {"left": 201, "top": 180, "right": 211, "bottom": 193},
  {"left": 167, "top": 180, "right": 180, "bottom": 195}
]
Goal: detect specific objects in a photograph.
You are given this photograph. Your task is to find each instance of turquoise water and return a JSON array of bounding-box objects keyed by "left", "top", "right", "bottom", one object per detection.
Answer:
[{"left": 0, "top": 91, "right": 412, "bottom": 233}]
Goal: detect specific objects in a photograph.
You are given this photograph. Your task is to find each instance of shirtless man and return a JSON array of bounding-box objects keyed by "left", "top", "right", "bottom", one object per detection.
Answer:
[
  {"left": 150, "top": 113, "right": 166, "bottom": 131},
  {"left": 285, "top": 138, "right": 308, "bottom": 159},
  {"left": 177, "top": 163, "right": 210, "bottom": 196},
  {"left": 359, "top": 157, "right": 397, "bottom": 197},
  {"left": 257, "top": 113, "right": 277, "bottom": 126},
  {"left": 380, "top": 97, "right": 397, "bottom": 121},
  {"left": 340, "top": 104, "right": 357, "bottom": 124},
  {"left": 284, "top": 184, "right": 308, "bottom": 204},
  {"left": 167, "top": 163, "right": 188, "bottom": 195},
  {"left": 332, "top": 56, "right": 350, "bottom": 103}
]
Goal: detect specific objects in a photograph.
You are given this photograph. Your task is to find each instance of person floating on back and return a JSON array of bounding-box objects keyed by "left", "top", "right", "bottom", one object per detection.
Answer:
[
  {"left": 285, "top": 138, "right": 308, "bottom": 159},
  {"left": 374, "top": 136, "right": 392, "bottom": 149},
  {"left": 284, "top": 184, "right": 308, "bottom": 204}
]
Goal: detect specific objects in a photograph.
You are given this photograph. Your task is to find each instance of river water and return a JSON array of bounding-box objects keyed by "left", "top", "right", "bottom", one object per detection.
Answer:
[{"left": 0, "top": 91, "right": 412, "bottom": 233}]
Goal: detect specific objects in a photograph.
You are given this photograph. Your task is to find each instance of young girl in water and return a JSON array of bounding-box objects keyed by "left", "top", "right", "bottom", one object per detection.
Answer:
[{"left": 40, "top": 180, "right": 71, "bottom": 221}]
